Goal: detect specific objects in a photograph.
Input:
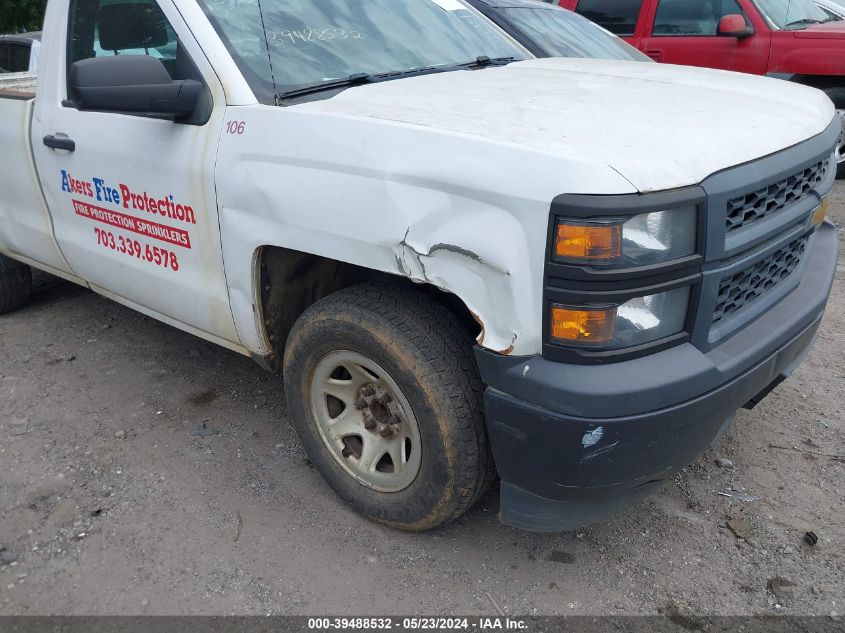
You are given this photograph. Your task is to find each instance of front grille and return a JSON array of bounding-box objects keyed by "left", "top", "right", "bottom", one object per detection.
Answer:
[
  {"left": 712, "top": 236, "right": 808, "bottom": 324},
  {"left": 725, "top": 160, "right": 827, "bottom": 233}
]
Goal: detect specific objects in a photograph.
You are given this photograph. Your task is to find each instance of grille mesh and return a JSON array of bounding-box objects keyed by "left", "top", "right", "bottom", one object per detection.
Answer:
[
  {"left": 712, "top": 236, "right": 808, "bottom": 324},
  {"left": 725, "top": 161, "right": 827, "bottom": 233}
]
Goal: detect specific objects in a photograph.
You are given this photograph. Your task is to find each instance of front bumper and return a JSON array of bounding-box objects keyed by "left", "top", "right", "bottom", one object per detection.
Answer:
[{"left": 475, "top": 221, "right": 838, "bottom": 532}]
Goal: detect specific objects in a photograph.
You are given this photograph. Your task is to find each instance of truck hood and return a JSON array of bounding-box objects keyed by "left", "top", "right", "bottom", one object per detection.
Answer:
[
  {"left": 793, "top": 21, "right": 845, "bottom": 38},
  {"left": 295, "top": 57, "right": 834, "bottom": 192}
]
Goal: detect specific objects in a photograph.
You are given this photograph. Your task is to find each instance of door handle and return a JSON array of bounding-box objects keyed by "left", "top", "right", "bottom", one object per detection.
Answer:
[
  {"left": 645, "top": 49, "right": 664, "bottom": 62},
  {"left": 43, "top": 135, "right": 75, "bottom": 152}
]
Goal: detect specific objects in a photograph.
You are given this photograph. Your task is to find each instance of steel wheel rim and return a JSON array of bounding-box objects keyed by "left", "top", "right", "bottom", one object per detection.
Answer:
[
  {"left": 309, "top": 350, "right": 422, "bottom": 492},
  {"left": 836, "top": 109, "right": 845, "bottom": 165}
]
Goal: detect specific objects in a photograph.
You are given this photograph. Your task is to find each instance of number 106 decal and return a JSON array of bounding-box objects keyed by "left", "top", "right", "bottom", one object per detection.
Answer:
[{"left": 225, "top": 120, "right": 246, "bottom": 135}]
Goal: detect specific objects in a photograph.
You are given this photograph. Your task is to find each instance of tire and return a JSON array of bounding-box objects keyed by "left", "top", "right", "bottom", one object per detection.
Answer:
[
  {"left": 282, "top": 283, "right": 495, "bottom": 531},
  {"left": 0, "top": 255, "right": 33, "bottom": 314},
  {"left": 822, "top": 87, "right": 845, "bottom": 179}
]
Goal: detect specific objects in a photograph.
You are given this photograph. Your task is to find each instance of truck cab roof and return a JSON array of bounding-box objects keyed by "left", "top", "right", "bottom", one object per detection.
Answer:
[{"left": 0, "top": 32, "right": 42, "bottom": 43}]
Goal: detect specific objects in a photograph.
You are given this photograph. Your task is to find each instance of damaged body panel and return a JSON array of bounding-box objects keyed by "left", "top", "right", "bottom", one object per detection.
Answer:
[{"left": 216, "top": 98, "right": 637, "bottom": 357}]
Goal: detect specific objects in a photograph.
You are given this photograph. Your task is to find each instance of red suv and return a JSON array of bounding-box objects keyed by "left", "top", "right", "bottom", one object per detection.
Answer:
[{"left": 555, "top": 0, "right": 845, "bottom": 176}]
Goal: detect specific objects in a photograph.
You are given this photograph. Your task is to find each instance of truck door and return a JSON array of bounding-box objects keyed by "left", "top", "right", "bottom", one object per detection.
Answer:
[
  {"left": 639, "top": 0, "right": 771, "bottom": 73},
  {"left": 31, "top": 0, "right": 240, "bottom": 347}
]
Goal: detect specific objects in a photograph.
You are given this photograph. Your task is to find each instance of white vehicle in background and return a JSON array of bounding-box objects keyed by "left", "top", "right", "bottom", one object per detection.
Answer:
[
  {"left": 815, "top": 0, "right": 845, "bottom": 18},
  {"left": 0, "top": 0, "right": 839, "bottom": 532}
]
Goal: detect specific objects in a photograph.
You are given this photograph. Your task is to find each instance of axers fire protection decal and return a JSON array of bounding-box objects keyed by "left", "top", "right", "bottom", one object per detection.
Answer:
[{"left": 60, "top": 170, "right": 195, "bottom": 272}]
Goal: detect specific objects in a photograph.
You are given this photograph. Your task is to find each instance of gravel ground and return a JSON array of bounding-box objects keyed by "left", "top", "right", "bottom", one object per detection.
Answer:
[{"left": 0, "top": 184, "right": 843, "bottom": 619}]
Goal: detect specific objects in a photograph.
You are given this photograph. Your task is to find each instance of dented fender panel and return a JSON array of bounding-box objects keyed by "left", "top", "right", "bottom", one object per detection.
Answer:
[{"left": 216, "top": 104, "right": 636, "bottom": 357}]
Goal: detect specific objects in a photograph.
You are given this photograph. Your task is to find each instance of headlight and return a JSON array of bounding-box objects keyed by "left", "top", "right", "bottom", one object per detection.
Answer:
[
  {"left": 550, "top": 286, "right": 690, "bottom": 349},
  {"left": 554, "top": 206, "right": 697, "bottom": 267}
]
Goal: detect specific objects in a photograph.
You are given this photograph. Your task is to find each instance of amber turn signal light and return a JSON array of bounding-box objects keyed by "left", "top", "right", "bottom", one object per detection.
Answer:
[
  {"left": 811, "top": 196, "right": 830, "bottom": 226},
  {"left": 550, "top": 305, "right": 616, "bottom": 344},
  {"left": 555, "top": 221, "right": 622, "bottom": 261}
]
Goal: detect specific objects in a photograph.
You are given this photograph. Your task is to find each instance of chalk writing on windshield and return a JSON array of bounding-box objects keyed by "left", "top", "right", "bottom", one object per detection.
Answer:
[{"left": 267, "top": 28, "right": 364, "bottom": 46}]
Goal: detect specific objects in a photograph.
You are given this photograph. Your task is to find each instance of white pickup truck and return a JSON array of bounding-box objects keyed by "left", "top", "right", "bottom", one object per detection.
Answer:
[{"left": 0, "top": 0, "right": 839, "bottom": 532}]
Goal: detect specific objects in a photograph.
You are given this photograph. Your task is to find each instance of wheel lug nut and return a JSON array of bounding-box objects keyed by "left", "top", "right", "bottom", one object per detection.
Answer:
[
  {"left": 361, "top": 385, "right": 375, "bottom": 397},
  {"left": 354, "top": 399, "right": 368, "bottom": 410},
  {"left": 364, "top": 419, "right": 377, "bottom": 431}
]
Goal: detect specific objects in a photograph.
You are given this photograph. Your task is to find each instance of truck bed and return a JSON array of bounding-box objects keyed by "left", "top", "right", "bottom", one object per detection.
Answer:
[
  {"left": 0, "top": 73, "right": 58, "bottom": 272},
  {"left": 0, "top": 72, "right": 37, "bottom": 99}
]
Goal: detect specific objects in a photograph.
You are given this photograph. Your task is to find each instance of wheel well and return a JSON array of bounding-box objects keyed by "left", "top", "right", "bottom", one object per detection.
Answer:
[
  {"left": 256, "top": 246, "right": 482, "bottom": 370},
  {"left": 790, "top": 75, "right": 845, "bottom": 94}
]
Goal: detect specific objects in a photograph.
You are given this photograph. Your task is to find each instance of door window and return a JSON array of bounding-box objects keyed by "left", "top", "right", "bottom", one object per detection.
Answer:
[
  {"left": 65, "top": 0, "right": 208, "bottom": 120},
  {"left": 67, "top": 0, "right": 182, "bottom": 80},
  {"left": 653, "top": 0, "right": 746, "bottom": 35},
  {"left": 574, "top": 0, "right": 641, "bottom": 36},
  {"left": 0, "top": 42, "right": 33, "bottom": 73},
  {"left": 6, "top": 43, "right": 32, "bottom": 72}
]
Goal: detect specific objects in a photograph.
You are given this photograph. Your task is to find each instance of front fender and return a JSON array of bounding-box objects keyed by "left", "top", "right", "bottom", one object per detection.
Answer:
[
  {"left": 215, "top": 104, "right": 637, "bottom": 357},
  {"left": 770, "top": 36, "right": 845, "bottom": 76},
  {"left": 395, "top": 206, "right": 529, "bottom": 354}
]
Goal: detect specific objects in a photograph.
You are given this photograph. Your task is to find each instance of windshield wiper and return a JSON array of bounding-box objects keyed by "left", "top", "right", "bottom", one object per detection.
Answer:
[
  {"left": 456, "top": 55, "right": 517, "bottom": 69},
  {"left": 784, "top": 17, "right": 824, "bottom": 28},
  {"left": 276, "top": 67, "right": 439, "bottom": 103},
  {"left": 371, "top": 56, "right": 516, "bottom": 79},
  {"left": 276, "top": 56, "right": 517, "bottom": 103},
  {"left": 277, "top": 72, "right": 373, "bottom": 102}
]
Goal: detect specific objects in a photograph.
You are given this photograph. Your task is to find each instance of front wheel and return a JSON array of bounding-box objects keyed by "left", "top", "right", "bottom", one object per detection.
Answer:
[
  {"left": 282, "top": 283, "right": 495, "bottom": 531},
  {"left": 822, "top": 87, "right": 845, "bottom": 179}
]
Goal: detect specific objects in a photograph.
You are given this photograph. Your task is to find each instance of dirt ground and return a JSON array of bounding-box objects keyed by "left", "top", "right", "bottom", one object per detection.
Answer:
[{"left": 1, "top": 185, "right": 843, "bottom": 619}]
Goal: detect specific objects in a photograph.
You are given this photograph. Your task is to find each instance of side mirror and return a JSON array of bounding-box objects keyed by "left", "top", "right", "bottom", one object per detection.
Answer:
[
  {"left": 717, "top": 14, "right": 755, "bottom": 38},
  {"left": 69, "top": 55, "right": 201, "bottom": 117}
]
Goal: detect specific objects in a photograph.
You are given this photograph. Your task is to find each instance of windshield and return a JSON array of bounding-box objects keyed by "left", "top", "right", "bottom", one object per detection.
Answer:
[
  {"left": 753, "top": 0, "right": 835, "bottom": 28},
  {"left": 498, "top": 7, "right": 651, "bottom": 61},
  {"left": 197, "top": 0, "right": 528, "bottom": 103}
]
